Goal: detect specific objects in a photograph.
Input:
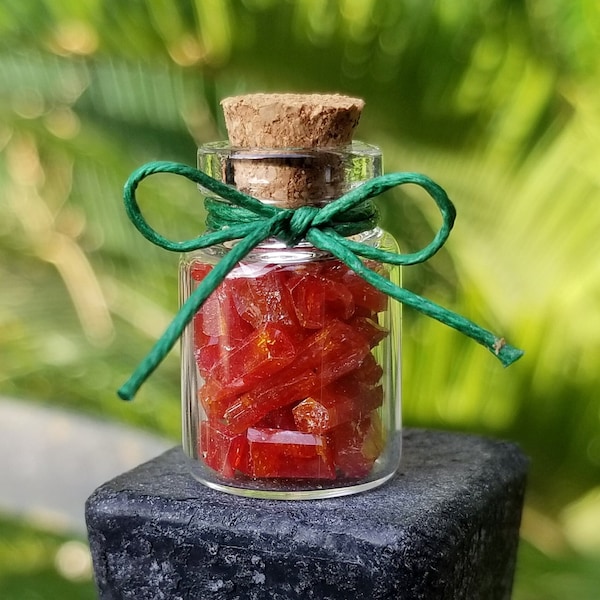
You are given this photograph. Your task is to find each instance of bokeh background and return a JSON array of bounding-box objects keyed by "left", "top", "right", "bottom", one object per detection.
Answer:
[{"left": 1, "top": 1, "right": 599, "bottom": 598}]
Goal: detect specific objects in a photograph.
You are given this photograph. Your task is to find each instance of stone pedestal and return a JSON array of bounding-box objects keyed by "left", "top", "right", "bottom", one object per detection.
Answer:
[{"left": 86, "top": 429, "right": 527, "bottom": 599}]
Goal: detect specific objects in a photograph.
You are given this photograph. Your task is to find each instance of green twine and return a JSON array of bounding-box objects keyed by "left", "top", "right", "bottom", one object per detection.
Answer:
[{"left": 118, "top": 160, "right": 523, "bottom": 401}]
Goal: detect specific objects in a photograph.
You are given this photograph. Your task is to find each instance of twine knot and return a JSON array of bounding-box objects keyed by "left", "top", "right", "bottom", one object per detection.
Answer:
[
  {"left": 118, "top": 160, "right": 523, "bottom": 401},
  {"left": 273, "top": 205, "right": 321, "bottom": 246}
]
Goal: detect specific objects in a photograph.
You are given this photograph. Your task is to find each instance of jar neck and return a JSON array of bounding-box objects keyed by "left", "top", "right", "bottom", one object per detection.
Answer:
[
  {"left": 197, "top": 141, "right": 382, "bottom": 209},
  {"left": 191, "top": 227, "right": 384, "bottom": 266}
]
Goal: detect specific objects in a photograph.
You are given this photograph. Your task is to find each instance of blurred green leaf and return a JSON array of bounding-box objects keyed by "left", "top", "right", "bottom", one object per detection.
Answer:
[
  {"left": 0, "top": 516, "right": 96, "bottom": 599},
  {"left": 1, "top": 0, "right": 600, "bottom": 597}
]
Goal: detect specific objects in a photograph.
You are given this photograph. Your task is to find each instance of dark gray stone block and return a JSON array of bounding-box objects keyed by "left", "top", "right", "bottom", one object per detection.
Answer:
[{"left": 86, "top": 429, "right": 527, "bottom": 599}]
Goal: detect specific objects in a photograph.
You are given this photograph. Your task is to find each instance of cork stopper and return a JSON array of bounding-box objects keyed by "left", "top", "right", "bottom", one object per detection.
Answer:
[
  {"left": 221, "top": 93, "right": 364, "bottom": 148},
  {"left": 219, "top": 93, "right": 365, "bottom": 208}
]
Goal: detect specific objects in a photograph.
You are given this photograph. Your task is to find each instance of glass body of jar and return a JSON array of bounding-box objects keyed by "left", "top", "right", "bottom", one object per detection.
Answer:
[{"left": 180, "top": 144, "right": 402, "bottom": 499}]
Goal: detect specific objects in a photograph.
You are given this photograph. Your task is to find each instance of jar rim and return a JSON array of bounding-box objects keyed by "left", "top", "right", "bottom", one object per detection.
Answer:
[{"left": 197, "top": 140, "right": 383, "bottom": 206}]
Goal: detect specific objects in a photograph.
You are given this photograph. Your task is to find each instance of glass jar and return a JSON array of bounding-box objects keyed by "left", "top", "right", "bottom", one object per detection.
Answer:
[{"left": 180, "top": 143, "right": 402, "bottom": 499}]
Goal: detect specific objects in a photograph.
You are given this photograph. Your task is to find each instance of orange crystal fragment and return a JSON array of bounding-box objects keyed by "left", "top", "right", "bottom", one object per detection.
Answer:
[
  {"left": 245, "top": 427, "right": 336, "bottom": 479},
  {"left": 351, "top": 316, "right": 389, "bottom": 348},
  {"left": 287, "top": 274, "right": 354, "bottom": 328},
  {"left": 256, "top": 405, "right": 298, "bottom": 430},
  {"left": 222, "top": 319, "right": 370, "bottom": 433},
  {"left": 209, "top": 324, "right": 296, "bottom": 390},
  {"left": 292, "top": 375, "right": 383, "bottom": 434},
  {"left": 331, "top": 411, "right": 384, "bottom": 478},
  {"left": 193, "top": 266, "right": 254, "bottom": 376},
  {"left": 199, "top": 420, "right": 248, "bottom": 478},
  {"left": 322, "top": 260, "right": 389, "bottom": 313},
  {"left": 229, "top": 269, "right": 300, "bottom": 332}
]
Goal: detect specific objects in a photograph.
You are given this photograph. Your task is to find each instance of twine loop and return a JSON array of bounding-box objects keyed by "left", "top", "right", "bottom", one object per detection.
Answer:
[{"left": 118, "top": 161, "right": 523, "bottom": 400}]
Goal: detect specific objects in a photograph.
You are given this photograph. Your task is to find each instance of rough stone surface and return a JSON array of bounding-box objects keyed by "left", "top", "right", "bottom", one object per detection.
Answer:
[{"left": 86, "top": 429, "right": 527, "bottom": 599}]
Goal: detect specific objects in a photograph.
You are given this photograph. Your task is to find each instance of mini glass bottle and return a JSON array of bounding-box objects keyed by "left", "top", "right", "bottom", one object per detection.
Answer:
[{"left": 180, "top": 95, "right": 402, "bottom": 499}]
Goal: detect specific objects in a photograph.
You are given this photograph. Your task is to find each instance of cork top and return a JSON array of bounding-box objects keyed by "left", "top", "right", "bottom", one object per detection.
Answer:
[{"left": 221, "top": 93, "right": 364, "bottom": 148}]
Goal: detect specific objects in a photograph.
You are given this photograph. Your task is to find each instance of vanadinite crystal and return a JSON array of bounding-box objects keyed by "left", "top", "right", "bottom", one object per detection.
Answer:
[{"left": 194, "top": 259, "right": 389, "bottom": 480}]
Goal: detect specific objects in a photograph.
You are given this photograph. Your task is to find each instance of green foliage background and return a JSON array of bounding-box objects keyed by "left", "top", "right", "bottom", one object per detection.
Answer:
[{"left": 1, "top": 1, "right": 599, "bottom": 597}]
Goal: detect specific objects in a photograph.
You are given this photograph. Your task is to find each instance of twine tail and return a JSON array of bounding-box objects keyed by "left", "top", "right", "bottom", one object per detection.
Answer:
[
  {"left": 308, "top": 228, "right": 524, "bottom": 367},
  {"left": 118, "top": 222, "right": 273, "bottom": 400}
]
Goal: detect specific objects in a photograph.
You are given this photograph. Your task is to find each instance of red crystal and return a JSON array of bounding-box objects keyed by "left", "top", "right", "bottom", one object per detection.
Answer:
[
  {"left": 198, "top": 282, "right": 254, "bottom": 341},
  {"left": 353, "top": 353, "right": 384, "bottom": 385},
  {"left": 331, "top": 411, "right": 384, "bottom": 478},
  {"left": 190, "top": 262, "right": 212, "bottom": 282},
  {"left": 199, "top": 420, "right": 248, "bottom": 478},
  {"left": 287, "top": 274, "right": 354, "bottom": 328},
  {"left": 230, "top": 269, "right": 300, "bottom": 332},
  {"left": 193, "top": 266, "right": 254, "bottom": 377},
  {"left": 322, "top": 260, "right": 389, "bottom": 313},
  {"left": 245, "top": 427, "right": 336, "bottom": 479},
  {"left": 351, "top": 316, "right": 389, "bottom": 348},
  {"left": 342, "top": 271, "right": 388, "bottom": 313},
  {"left": 256, "top": 405, "right": 298, "bottom": 430},
  {"left": 198, "top": 325, "right": 296, "bottom": 421},
  {"left": 211, "top": 324, "right": 296, "bottom": 391},
  {"left": 193, "top": 333, "right": 222, "bottom": 377},
  {"left": 192, "top": 258, "right": 391, "bottom": 481},
  {"left": 292, "top": 374, "right": 383, "bottom": 434},
  {"left": 222, "top": 319, "right": 370, "bottom": 433}
]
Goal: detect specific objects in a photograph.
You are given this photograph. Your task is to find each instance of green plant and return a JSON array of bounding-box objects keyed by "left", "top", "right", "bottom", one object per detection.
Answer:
[{"left": 1, "top": 1, "right": 599, "bottom": 597}]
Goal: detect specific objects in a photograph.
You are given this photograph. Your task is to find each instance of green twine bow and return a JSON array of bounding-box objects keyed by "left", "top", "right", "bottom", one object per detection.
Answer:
[{"left": 118, "top": 160, "right": 523, "bottom": 401}]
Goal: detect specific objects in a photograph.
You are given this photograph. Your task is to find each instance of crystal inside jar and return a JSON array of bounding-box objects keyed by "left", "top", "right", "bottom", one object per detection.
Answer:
[{"left": 180, "top": 145, "right": 401, "bottom": 499}]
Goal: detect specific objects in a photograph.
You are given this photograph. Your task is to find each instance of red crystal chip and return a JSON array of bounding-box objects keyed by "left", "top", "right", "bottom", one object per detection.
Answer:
[
  {"left": 190, "top": 262, "right": 212, "bottom": 282},
  {"left": 193, "top": 271, "right": 254, "bottom": 377},
  {"left": 210, "top": 324, "right": 296, "bottom": 391},
  {"left": 331, "top": 411, "right": 384, "bottom": 478},
  {"left": 199, "top": 420, "right": 248, "bottom": 478},
  {"left": 351, "top": 316, "right": 389, "bottom": 348},
  {"left": 193, "top": 335, "right": 222, "bottom": 377},
  {"left": 199, "top": 325, "right": 297, "bottom": 420},
  {"left": 230, "top": 270, "right": 300, "bottom": 331},
  {"left": 256, "top": 405, "right": 298, "bottom": 430},
  {"left": 342, "top": 271, "right": 388, "bottom": 313},
  {"left": 287, "top": 274, "right": 354, "bottom": 328},
  {"left": 198, "top": 324, "right": 296, "bottom": 420},
  {"left": 198, "top": 283, "right": 254, "bottom": 341},
  {"left": 322, "top": 260, "right": 389, "bottom": 313},
  {"left": 292, "top": 376, "right": 383, "bottom": 434},
  {"left": 353, "top": 353, "right": 384, "bottom": 385},
  {"left": 245, "top": 427, "right": 336, "bottom": 479},
  {"left": 222, "top": 319, "right": 370, "bottom": 433}
]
